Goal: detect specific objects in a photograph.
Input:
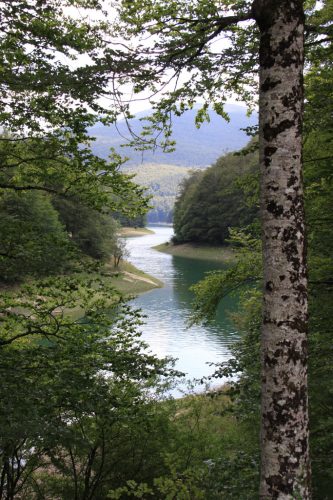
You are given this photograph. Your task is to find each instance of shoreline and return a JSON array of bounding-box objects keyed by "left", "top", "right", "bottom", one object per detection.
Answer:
[
  {"left": 153, "top": 241, "right": 236, "bottom": 264},
  {"left": 116, "top": 227, "right": 163, "bottom": 294},
  {"left": 53, "top": 261, "right": 163, "bottom": 321},
  {"left": 105, "top": 260, "right": 163, "bottom": 295},
  {"left": 120, "top": 227, "right": 155, "bottom": 238}
]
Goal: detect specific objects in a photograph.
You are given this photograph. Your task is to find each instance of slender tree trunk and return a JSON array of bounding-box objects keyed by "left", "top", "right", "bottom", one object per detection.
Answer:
[{"left": 253, "top": 1, "right": 311, "bottom": 497}]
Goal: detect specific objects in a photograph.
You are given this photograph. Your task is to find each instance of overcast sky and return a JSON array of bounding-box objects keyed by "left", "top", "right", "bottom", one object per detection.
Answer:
[{"left": 64, "top": 2, "right": 253, "bottom": 117}]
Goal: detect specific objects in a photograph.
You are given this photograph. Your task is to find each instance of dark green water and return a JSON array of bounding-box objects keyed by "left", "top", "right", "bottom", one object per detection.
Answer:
[{"left": 126, "top": 226, "right": 240, "bottom": 386}]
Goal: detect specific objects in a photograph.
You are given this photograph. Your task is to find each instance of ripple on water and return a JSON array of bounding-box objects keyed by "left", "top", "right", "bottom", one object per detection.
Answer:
[{"left": 125, "top": 226, "right": 240, "bottom": 389}]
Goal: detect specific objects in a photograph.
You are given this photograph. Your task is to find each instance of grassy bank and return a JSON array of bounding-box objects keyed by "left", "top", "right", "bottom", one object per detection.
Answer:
[
  {"left": 120, "top": 227, "right": 155, "bottom": 237},
  {"left": 77, "top": 259, "right": 163, "bottom": 299},
  {"left": 0, "top": 260, "right": 163, "bottom": 323},
  {"left": 0, "top": 260, "right": 162, "bottom": 298},
  {"left": 105, "top": 260, "right": 163, "bottom": 295},
  {"left": 60, "top": 261, "right": 163, "bottom": 320},
  {"left": 153, "top": 242, "right": 236, "bottom": 263}
]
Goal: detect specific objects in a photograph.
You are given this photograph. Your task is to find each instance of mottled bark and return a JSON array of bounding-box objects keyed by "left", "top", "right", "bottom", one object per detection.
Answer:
[{"left": 253, "top": 1, "right": 311, "bottom": 498}]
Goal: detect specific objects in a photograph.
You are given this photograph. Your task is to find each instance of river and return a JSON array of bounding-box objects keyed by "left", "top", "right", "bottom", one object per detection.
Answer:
[{"left": 126, "top": 226, "right": 240, "bottom": 389}]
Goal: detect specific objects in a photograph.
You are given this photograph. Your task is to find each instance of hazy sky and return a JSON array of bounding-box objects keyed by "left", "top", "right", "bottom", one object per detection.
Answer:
[{"left": 64, "top": 2, "right": 253, "bottom": 116}]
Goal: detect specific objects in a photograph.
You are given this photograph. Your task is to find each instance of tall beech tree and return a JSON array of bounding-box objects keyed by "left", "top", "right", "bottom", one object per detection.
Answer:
[
  {"left": 255, "top": 3, "right": 309, "bottom": 498},
  {"left": 114, "top": 0, "right": 331, "bottom": 496}
]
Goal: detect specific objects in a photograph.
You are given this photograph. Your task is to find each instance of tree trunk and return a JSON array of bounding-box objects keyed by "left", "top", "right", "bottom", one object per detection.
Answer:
[{"left": 253, "top": 1, "right": 311, "bottom": 497}]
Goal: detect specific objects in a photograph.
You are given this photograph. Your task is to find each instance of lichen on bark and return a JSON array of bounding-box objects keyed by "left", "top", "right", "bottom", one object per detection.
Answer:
[{"left": 253, "top": 0, "right": 311, "bottom": 498}]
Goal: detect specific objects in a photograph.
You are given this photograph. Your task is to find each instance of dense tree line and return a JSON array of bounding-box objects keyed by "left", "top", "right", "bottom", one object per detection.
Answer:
[
  {"left": 113, "top": 212, "right": 147, "bottom": 228},
  {"left": 0, "top": 132, "right": 144, "bottom": 283},
  {"left": 0, "top": 185, "right": 125, "bottom": 283},
  {"left": 123, "top": 163, "right": 190, "bottom": 224},
  {"left": 173, "top": 146, "right": 258, "bottom": 244}
]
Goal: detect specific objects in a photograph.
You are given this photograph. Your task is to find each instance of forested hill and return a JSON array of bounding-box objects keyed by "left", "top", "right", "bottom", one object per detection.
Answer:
[
  {"left": 89, "top": 104, "right": 257, "bottom": 223},
  {"left": 122, "top": 163, "right": 190, "bottom": 223},
  {"left": 89, "top": 104, "right": 257, "bottom": 167},
  {"left": 173, "top": 146, "right": 259, "bottom": 244}
]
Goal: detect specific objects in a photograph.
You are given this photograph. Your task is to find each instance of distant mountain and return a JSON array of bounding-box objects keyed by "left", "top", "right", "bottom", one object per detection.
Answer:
[
  {"left": 89, "top": 104, "right": 257, "bottom": 168},
  {"left": 89, "top": 104, "right": 257, "bottom": 223}
]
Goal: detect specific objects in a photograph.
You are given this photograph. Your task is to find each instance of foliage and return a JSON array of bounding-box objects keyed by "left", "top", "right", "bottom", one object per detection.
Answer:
[
  {"left": 114, "top": 212, "right": 147, "bottom": 228},
  {"left": 303, "top": 14, "right": 333, "bottom": 493},
  {"left": 0, "top": 276, "right": 178, "bottom": 499},
  {"left": 0, "top": 136, "right": 145, "bottom": 282},
  {"left": 115, "top": 0, "right": 259, "bottom": 141},
  {"left": 0, "top": 1, "right": 149, "bottom": 218},
  {"left": 0, "top": 134, "right": 149, "bottom": 216},
  {"left": 53, "top": 197, "right": 120, "bottom": 261},
  {"left": 107, "top": 389, "right": 259, "bottom": 500},
  {"left": 173, "top": 170, "right": 205, "bottom": 241},
  {"left": 0, "top": 187, "right": 131, "bottom": 283},
  {"left": 0, "top": 0, "right": 110, "bottom": 134},
  {"left": 173, "top": 146, "right": 258, "bottom": 244},
  {"left": 190, "top": 228, "right": 261, "bottom": 323},
  {"left": 123, "top": 163, "right": 191, "bottom": 223},
  {"left": 0, "top": 190, "right": 74, "bottom": 282}
]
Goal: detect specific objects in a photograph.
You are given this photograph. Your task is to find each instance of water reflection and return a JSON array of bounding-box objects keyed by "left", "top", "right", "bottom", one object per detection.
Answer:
[{"left": 126, "top": 227, "right": 239, "bottom": 385}]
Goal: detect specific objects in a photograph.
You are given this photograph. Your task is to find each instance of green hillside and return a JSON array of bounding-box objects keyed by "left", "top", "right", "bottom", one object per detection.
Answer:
[
  {"left": 172, "top": 146, "right": 259, "bottom": 244},
  {"left": 90, "top": 105, "right": 258, "bottom": 223},
  {"left": 123, "top": 163, "right": 192, "bottom": 223},
  {"left": 90, "top": 104, "right": 257, "bottom": 167}
]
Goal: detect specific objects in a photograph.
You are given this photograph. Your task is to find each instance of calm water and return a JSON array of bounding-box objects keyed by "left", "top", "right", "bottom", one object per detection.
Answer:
[{"left": 126, "top": 226, "right": 240, "bottom": 387}]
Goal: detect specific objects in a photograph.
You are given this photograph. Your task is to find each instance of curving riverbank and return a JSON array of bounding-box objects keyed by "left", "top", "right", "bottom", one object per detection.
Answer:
[
  {"left": 125, "top": 226, "right": 239, "bottom": 388},
  {"left": 153, "top": 241, "right": 236, "bottom": 264},
  {"left": 120, "top": 227, "right": 155, "bottom": 238},
  {"left": 105, "top": 260, "right": 163, "bottom": 295}
]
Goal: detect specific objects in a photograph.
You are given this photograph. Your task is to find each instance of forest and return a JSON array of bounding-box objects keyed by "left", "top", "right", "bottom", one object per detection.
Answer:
[
  {"left": 175, "top": 106, "right": 333, "bottom": 495},
  {"left": 173, "top": 146, "right": 259, "bottom": 244},
  {"left": 0, "top": 1, "right": 332, "bottom": 499},
  {"left": 123, "top": 163, "right": 189, "bottom": 223}
]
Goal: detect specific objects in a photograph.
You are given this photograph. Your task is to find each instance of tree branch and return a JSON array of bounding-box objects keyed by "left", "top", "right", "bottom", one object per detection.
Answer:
[
  {"left": 163, "top": 11, "right": 253, "bottom": 66},
  {"left": 0, "top": 183, "right": 59, "bottom": 194},
  {"left": 305, "top": 37, "right": 333, "bottom": 47},
  {"left": 303, "top": 155, "right": 333, "bottom": 163}
]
